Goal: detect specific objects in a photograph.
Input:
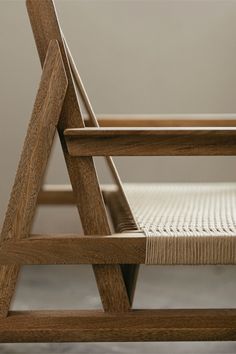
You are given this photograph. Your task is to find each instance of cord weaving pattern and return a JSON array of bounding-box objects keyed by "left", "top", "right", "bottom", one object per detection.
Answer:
[{"left": 123, "top": 183, "right": 236, "bottom": 265}]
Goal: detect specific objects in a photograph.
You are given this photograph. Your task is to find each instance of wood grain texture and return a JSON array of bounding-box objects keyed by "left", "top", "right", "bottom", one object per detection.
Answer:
[
  {"left": 92, "top": 115, "right": 236, "bottom": 127},
  {"left": 0, "top": 234, "right": 145, "bottom": 265},
  {"left": 0, "top": 40, "right": 68, "bottom": 317},
  {"left": 65, "top": 127, "right": 236, "bottom": 156},
  {"left": 26, "top": 0, "right": 130, "bottom": 312},
  {"left": 0, "top": 309, "right": 236, "bottom": 342}
]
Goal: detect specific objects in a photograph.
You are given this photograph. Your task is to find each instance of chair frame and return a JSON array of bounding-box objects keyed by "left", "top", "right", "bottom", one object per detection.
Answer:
[{"left": 1, "top": 0, "right": 236, "bottom": 343}]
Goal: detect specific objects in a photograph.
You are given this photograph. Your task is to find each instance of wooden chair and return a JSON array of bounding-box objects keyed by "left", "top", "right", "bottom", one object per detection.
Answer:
[{"left": 1, "top": 0, "right": 236, "bottom": 343}]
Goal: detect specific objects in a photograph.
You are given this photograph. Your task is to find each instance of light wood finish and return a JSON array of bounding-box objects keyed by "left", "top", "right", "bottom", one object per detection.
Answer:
[
  {"left": 26, "top": 0, "right": 130, "bottom": 312},
  {"left": 65, "top": 127, "right": 236, "bottom": 156},
  {"left": 92, "top": 114, "right": 236, "bottom": 127},
  {"left": 0, "top": 40, "right": 68, "bottom": 317},
  {"left": 1, "top": 309, "right": 236, "bottom": 342}
]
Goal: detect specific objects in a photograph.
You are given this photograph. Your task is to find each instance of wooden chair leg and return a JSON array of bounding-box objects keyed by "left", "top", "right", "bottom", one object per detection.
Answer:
[
  {"left": 0, "top": 40, "right": 68, "bottom": 317},
  {"left": 65, "top": 155, "right": 130, "bottom": 311},
  {"left": 0, "top": 266, "right": 19, "bottom": 317}
]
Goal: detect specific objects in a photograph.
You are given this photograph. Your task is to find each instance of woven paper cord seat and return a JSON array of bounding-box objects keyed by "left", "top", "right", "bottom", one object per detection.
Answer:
[{"left": 105, "top": 183, "right": 236, "bottom": 265}]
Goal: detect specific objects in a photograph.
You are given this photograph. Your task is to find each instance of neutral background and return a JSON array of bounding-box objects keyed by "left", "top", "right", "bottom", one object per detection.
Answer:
[{"left": 1, "top": 0, "right": 236, "bottom": 353}]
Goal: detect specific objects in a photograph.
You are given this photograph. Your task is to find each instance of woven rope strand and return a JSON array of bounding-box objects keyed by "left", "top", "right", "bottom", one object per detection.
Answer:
[{"left": 124, "top": 183, "right": 236, "bottom": 265}]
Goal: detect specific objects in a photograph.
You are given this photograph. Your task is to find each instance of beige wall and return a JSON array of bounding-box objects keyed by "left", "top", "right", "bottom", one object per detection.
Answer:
[{"left": 1, "top": 0, "right": 236, "bottom": 231}]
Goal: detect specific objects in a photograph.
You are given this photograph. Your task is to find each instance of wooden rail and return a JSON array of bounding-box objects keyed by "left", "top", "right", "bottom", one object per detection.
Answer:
[
  {"left": 0, "top": 234, "right": 145, "bottom": 265},
  {"left": 1, "top": 309, "right": 236, "bottom": 342},
  {"left": 38, "top": 185, "right": 75, "bottom": 205},
  {"left": 65, "top": 127, "right": 236, "bottom": 156},
  {"left": 37, "top": 184, "right": 117, "bottom": 205}
]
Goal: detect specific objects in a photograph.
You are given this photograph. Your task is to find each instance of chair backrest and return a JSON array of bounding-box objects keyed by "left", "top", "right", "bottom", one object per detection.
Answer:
[{"left": 26, "top": 0, "right": 136, "bottom": 231}]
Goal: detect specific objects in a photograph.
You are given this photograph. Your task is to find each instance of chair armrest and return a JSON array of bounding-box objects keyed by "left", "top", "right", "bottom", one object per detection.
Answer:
[{"left": 64, "top": 127, "right": 236, "bottom": 156}]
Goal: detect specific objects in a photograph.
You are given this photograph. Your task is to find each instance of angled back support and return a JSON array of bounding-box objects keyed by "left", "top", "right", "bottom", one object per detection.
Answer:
[{"left": 26, "top": 0, "right": 133, "bottom": 311}]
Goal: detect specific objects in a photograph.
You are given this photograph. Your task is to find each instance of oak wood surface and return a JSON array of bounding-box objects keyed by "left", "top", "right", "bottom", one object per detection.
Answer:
[
  {"left": 26, "top": 0, "right": 130, "bottom": 312},
  {"left": 0, "top": 309, "right": 236, "bottom": 342},
  {"left": 0, "top": 40, "right": 68, "bottom": 317},
  {"left": 65, "top": 127, "right": 236, "bottom": 156},
  {"left": 0, "top": 234, "right": 145, "bottom": 265}
]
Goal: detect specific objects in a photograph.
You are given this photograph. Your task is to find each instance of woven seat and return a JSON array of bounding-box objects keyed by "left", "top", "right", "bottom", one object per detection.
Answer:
[{"left": 105, "top": 183, "right": 236, "bottom": 264}]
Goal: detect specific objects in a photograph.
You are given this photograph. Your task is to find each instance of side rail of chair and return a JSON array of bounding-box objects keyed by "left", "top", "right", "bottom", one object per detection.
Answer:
[{"left": 64, "top": 127, "right": 236, "bottom": 156}]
